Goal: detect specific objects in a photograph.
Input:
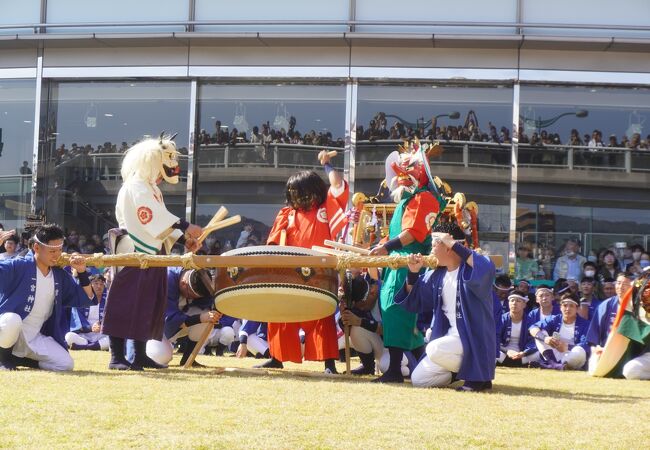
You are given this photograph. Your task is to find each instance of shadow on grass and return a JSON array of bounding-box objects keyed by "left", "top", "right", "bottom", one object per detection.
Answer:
[{"left": 492, "top": 383, "right": 646, "bottom": 404}]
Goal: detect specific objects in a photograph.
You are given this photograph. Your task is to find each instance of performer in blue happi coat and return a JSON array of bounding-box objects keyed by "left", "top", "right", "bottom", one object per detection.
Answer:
[
  {"left": 146, "top": 267, "right": 221, "bottom": 367},
  {"left": 497, "top": 291, "right": 539, "bottom": 367},
  {"left": 526, "top": 286, "right": 560, "bottom": 324},
  {"left": 585, "top": 272, "right": 632, "bottom": 373},
  {"left": 394, "top": 221, "right": 496, "bottom": 392},
  {"left": 236, "top": 320, "right": 270, "bottom": 359},
  {"left": 529, "top": 292, "right": 590, "bottom": 371},
  {"left": 65, "top": 274, "right": 109, "bottom": 351},
  {"left": 0, "top": 225, "right": 95, "bottom": 371}
]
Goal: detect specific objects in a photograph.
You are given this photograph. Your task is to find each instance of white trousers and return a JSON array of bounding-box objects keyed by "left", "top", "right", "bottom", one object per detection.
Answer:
[
  {"left": 246, "top": 334, "right": 270, "bottom": 356},
  {"left": 146, "top": 337, "right": 174, "bottom": 366},
  {"left": 535, "top": 340, "right": 587, "bottom": 370},
  {"left": 65, "top": 331, "right": 109, "bottom": 350},
  {"left": 411, "top": 335, "right": 463, "bottom": 388},
  {"left": 622, "top": 352, "right": 650, "bottom": 380},
  {"left": 0, "top": 312, "right": 73, "bottom": 371},
  {"left": 378, "top": 349, "right": 410, "bottom": 376},
  {"left": 349, "top": 326, "right": 385, "bottom": 360}
]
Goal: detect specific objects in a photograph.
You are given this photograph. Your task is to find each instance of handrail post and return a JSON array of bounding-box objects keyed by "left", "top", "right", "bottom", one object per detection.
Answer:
[
  {"left": 624, "top": 149, "right": 632, "bottom": 173},
  {"left": 224, "top": 145, "right": 229, "bottom": 168},
  {"left": 567, "top": 147, "right": 573, "bottom": 170},
  {"left": 463, "top": 143, "right": 469, "bottom": 167},
  {"left": 274, "top": 145, "right": 279, "bottom": 168}
]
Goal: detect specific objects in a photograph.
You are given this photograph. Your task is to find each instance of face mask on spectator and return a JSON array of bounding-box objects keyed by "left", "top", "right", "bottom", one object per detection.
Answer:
[
  {"left": 565, "top": 251, "right": 575, "bottom": 257},
  {"left": 632, "top": 251, "right": 642, "bottom": 261},
  {"left": 584, "top": 269, "right": 596, "bottom": 277},
  {"left": 640, "top": 259, "right": 650, "bottom": 268}
]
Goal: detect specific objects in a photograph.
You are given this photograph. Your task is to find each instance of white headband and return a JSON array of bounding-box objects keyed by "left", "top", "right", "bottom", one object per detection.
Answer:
[
  {"left": 536, "top": 288, "right": 552, "bottom": 296},
  {"left": 33, "top": 235, "right": 64, "bottom": 249},
  {"left": 493, "top": 284, "right": 512, "bottom": 291},
  {"left": 508, "top": 294, "right": 528, "bottom": 302}
]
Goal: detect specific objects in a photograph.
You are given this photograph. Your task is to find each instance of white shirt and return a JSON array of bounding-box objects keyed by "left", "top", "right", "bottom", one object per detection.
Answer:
[
  {"left": 506, "top": 320, "right": 522, "bottom": 352},
  {"left": 540, "top": 311, "right": 551, "bottom": 322},
  {"left": 442, "top": 268, "right": 460, "bottom": 337},
  {"left": 86, "top": 304, "right": 100, "bottom": 325},
  {"left": 559, "top": 321, "right": 576, "bottom": 345},
  {"left": 22, "top": 269, "right": 55, "bottom": 342}
]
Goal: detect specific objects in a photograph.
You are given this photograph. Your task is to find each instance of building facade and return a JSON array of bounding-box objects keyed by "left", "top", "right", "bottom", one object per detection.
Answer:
[{"left": 1, "top": 0, "right": 649, "bottom": 274}]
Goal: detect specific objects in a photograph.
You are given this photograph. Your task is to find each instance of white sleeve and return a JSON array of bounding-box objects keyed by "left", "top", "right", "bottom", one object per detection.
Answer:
[{"left": 130, "top": 182, "right": 180, "bottom": 240}]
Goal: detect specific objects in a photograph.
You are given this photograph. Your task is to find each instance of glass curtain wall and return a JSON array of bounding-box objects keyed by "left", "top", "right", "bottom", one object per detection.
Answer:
[
  {"left": 195, "top": 82, "right": 346, "bottom": 254},
  {"left": 37, "top": 80, "right": 190, "bottom": 251},
  {"left": 517, "top": 85, "right": 650, "bottom": 281},
  {"left": 356, "top": 83, "right": 514, "bottom": 268},
  {"left": 0, "top": 79, "right": 36, "bottom": 232}
]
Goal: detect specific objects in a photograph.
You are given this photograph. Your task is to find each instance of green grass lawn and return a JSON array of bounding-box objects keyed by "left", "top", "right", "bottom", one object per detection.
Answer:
[{"left": 1, "top": 351, "right": 648, "bottom": 449}]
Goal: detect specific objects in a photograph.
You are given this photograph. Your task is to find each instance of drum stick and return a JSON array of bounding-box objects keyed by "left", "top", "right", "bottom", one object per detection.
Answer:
[
  {"left": 324, "top": 240, "right": 371, "bottom": 255},
  {"left": 197, "top": 215, "right": 242, "bottom": 245},
  {"left": 206, "top": 206, "right": 229, "bottom": 229},
  {"left": 183, "top": 322, "right": 214, "bottom": 369},
  {"left": 311, "top": 245, "right": 347, "bottom": 256}
]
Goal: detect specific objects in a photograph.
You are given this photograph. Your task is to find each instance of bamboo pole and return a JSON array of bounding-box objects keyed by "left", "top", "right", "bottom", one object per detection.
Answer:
[
  {"left": 183, "top": 322, "right": 213, "bottom": 369},
  {"left": 56, "top": 252, "right": 439, "bottom": 270}
]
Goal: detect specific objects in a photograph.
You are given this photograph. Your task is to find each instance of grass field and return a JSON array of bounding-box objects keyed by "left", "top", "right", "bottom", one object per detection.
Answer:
[{"left": 1, "top": 351, "right": 648, "bottom": 449}]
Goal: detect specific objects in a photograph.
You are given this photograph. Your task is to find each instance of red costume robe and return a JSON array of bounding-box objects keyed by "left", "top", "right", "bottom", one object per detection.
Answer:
[{"left": 266, "top": 182, "right": 349, "bottom": 363}]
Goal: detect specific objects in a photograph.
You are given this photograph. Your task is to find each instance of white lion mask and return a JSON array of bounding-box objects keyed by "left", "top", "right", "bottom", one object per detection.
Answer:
[{"left": 121, "top": 132, "right": 180, "bottom": 185}]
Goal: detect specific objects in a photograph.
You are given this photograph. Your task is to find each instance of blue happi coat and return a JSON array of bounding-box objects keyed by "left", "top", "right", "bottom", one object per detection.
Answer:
[
  {"left": 394, "top": 251, "right": 496, "bottom": 382},
  {"left": 0, "top": 253, "right": 96, "bottom": 349},
  {"left": 526, "top": 303, "right": 561, "bottom": 323},
  {"left": 586, "top": 296, "right": 619, "bottom": 347},
  {"left": 498, "top": 312, "right": 537, "bottom": 356},
  {"left": 240, "top": 320, "right": 268, "bottom": 340},
  {"left": 164, "top": 267, "right": 213, "bottom": 339},
  {"left": 533, "top": 313, "right": 591, "bottom": 355},
  {"left": 69, "top": 289, "right": 107, "bottom": 332}
]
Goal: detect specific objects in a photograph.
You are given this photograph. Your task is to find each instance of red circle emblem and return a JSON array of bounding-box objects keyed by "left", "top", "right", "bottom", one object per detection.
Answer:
[{"left": 137, "top": 206, "right": 153, "bottom": 225}]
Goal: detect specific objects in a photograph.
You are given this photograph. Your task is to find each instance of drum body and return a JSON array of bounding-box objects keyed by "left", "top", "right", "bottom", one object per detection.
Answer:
[{"left": 214, "top": 245, "right": 338, "bottom": 323}]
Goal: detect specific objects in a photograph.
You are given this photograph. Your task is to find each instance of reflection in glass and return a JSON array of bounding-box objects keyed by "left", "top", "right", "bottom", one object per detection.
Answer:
[
  {"left": 517, "top": 85, "right": 650, "bottom": 277},
  {"left": 195, "top": 82, "right": 346, "bottom": 250},
  {"left": 356, "top": 84, "right": 513, "bottom": 264},
  {"left": 36, "top": 81, "right": 190, "bottom": 246},
  {"left": 0, "top": 79, "right": 36, "bottom": 230}
]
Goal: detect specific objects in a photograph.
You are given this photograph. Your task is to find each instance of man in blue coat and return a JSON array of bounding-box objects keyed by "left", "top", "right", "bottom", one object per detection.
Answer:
[
  {"left": 497, "top": 291, "right": 539, "bottom": 367},
  {"left": 394, "top": 222, "right": 496, "bottom": 392},
  {"left": 529, "top": 292, "right": 590, "bottom": 370},
  {"left": 0, "top": 225, "right": 95, "bottom": 371}
]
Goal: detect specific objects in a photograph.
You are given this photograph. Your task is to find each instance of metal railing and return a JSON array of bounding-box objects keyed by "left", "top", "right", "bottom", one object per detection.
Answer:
[{"left": 2, "top": 19, "right": 650, "bottom": 34}]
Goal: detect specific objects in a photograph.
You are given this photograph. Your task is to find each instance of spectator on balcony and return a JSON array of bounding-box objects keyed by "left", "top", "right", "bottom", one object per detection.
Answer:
[
  {"left": 569, "top": 129, "right": 582, "bottom": 146},
  {"left": 19, "top": 161, "right": 32, "bottom": 175},
  {"left": 588, "top": 130, "right": 604, "bottom": 148},
  {"left": 553, "top": 238, "right": 586, "bottom": 281},
  {"left": 607, "top": 134, "right": 618, "bottom": 147},
  {"left": 628, "top": 133, "right": 642, "bottom": 149},
  {"left": 515, "top": 245, "right": 539, "bottom": 281}
]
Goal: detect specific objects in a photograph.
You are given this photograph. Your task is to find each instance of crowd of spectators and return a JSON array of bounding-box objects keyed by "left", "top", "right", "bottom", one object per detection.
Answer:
[
  {"left": 197, "top": 119, "right": 345, "bottom": 149},
  {"left": 357, "top": 110, "right": 650, "bottom": 150}
]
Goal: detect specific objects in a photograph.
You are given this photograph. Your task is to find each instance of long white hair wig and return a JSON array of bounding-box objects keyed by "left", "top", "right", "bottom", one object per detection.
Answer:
[{"left": 120, "top": 135, "right": 177, "bottom": 183}]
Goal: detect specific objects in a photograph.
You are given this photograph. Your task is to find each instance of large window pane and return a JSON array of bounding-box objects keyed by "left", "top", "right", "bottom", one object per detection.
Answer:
[
  {"left": 46, "top": 0, "right": 189, "bottom": 33},
  {"left": 522, "top": 0, "right": 650, "bottom": 38},
  {"left": 356, "top": 83, "right": 513, "bottom": 268},
  {"left": 0, "top": 79, "right": 36, "bottom": 231},
  {"left": 195, "top": 0, "right": 349, "bottom": 33},
  {"left": 37, "top": 81, "right": 190, "bottom": 247},
  {"left": 0, "top": 0, "right": 41, "bottom": 35},
  {"left": 195, "top": 82, "right": 346, "bottom": 252},
  {"left": 355, "top": 0, "right": 517, "bottom": 34},
  {"left": 517, "top": 85, "right": 650, "bottom": 280}
]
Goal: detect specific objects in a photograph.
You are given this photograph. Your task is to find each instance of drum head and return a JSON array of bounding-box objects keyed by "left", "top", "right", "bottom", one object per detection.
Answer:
[
  {"left": 215, "top": 284, "right": 337, "bottom": 323},
  {"left": 220, "top": 245, "right": 327, "bottom": 257}
]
